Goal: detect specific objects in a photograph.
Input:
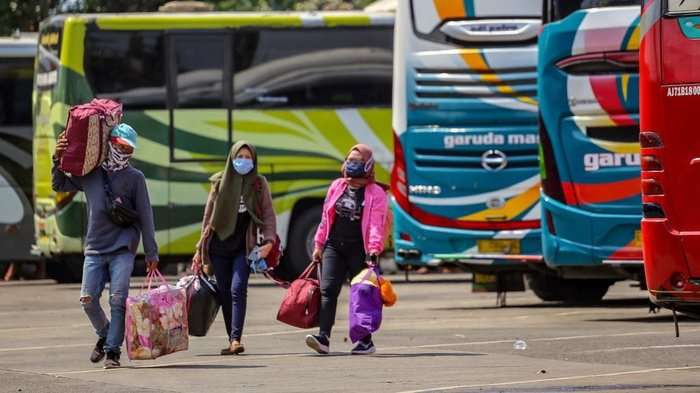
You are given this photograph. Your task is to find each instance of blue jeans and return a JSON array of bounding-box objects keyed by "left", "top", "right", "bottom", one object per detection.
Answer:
[
  {"left": 210, "top": 252, "right": 249, "bottom": 342},
  {"left": 80, "top": 250, "right": 134, "bottom": 354}
]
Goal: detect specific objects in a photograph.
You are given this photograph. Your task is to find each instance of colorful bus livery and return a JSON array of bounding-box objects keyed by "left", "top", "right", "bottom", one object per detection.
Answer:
[
  {"left": 538, "top": 0, "right": 643, "bottom": 301},
  {"left": 392, "top": 0, "right": 543, "bottom": 269},
  {"left": 33, "top": 12, "right": 394, "bottom": 281},
  {"left": 641, "top": 0, "right": 700, "bottom": 312}
]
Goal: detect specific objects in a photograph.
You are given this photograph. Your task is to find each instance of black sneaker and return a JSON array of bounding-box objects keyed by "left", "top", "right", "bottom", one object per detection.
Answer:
[
  {"left": 89, "top": 337, "right": 106, "bottom": 363},
  {"left": 351, "top": 340, "right": 376, "bottom": 355},
  {"left": 305, "top": 334, "right": 329, "bottom": 355},
  {"left": 103, "top": 351, "right": 120, "bottom": 369}
]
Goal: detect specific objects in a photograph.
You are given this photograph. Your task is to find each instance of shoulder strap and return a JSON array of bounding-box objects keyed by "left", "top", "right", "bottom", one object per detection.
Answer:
[{"left": 100, "top": 168, "right": 115, "bottom": 198}]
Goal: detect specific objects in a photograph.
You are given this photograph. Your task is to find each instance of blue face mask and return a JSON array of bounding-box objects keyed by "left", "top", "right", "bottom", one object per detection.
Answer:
[
  {"left": 345, "top": 160, "right": 366, "bottom": 178},
  {"left": 233, "top": 158, "right": 254, "bottom": 175}
]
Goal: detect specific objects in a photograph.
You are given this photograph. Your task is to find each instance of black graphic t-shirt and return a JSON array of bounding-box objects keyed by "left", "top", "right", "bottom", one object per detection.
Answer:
[
  {"left": 209, "top": 196, "right": 251, "bottom": 257},
  {"left": 329, "top": 186, "right": 365, "bottom": 243}
]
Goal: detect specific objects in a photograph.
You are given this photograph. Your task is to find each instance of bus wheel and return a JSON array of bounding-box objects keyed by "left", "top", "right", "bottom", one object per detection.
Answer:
[
  {"left": 527, "top": 272, "right": 565, "bottom": 302},
  {"left": 559, "top": 279, "right": 612, "bottom": 305},
  {"left": 285, "top": 205, "right": 321, "bottom": 279},
  {"left": 47, "top": 257, "right": 83, "bottom": 283}
]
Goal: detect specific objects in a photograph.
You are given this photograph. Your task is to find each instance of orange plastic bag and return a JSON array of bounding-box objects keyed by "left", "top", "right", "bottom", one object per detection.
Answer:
[{"left": 379, "top": 277, "right": 397, "bottom": 307}]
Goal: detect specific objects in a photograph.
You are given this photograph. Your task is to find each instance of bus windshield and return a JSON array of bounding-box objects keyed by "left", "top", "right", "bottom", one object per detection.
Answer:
[{"left": 548, "top": 0, "right": 641, "bottom": 22}]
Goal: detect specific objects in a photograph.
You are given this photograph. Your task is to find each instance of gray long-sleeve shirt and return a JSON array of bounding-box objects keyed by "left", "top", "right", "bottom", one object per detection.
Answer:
[{"left": 51, "top": 160, "right": 159, "bottom": 261}]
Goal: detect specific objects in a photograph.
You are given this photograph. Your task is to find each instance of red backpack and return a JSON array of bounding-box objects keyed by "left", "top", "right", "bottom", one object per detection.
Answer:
[
  {"left": 60, "top": 98, "right": 122, "bottom": 176},
  {"left": 276, "top": 261, "right": 320, "bottom": 329}
]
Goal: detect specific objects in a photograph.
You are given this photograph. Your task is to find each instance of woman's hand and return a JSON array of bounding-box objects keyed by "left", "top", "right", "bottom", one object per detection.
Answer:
[
  {"left": 191, "top": 251, "right": 202, "bottom": 273},
  {"left": 312, "top": 247, "right": 323, "bottom": 263},
  {"left": 259, "top": 242, "right": 273, "bottom": 259}
]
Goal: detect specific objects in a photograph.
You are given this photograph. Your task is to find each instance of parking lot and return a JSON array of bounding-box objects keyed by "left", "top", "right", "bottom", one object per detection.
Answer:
[{"left": 1, "top": 273, "right": 699, "bottom": 393}]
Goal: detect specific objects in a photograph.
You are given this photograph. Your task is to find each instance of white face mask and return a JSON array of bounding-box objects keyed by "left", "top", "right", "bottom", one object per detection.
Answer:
[{"left": 102, "top": 143, "right": 132, "bottom": 172}]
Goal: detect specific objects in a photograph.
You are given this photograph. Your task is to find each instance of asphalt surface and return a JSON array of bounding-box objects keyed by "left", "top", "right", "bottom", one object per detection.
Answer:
[{"left": 1, "top": 273, "right": 699, "bottom": 393}]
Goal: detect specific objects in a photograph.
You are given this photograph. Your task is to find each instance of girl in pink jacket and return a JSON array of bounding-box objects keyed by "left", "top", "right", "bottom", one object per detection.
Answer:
[{"left": 305, "top": 144, "right": 389, "bottom": 355}]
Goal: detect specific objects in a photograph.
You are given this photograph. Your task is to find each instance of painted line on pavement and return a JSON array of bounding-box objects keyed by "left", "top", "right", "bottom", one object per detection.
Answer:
[
  {"left": 381, "top": 328, "right": 700, "bottom": 351},
  {"left": 31, "top": 328, "right": 700, "bottom": 375},
  {"left": 395, "top": 365, "right": 700, "bottom": 393},
  {"left": 8, "top": 326, "right": 699, "bottom": 355},
  {"left": 0, "top": 328, "right": 316, "bottom": 353},
  {"left": 0, "top": 324, "right": 90, "bottom": 333},
  {"left": 578, "top": 344, "right": 700, "bottom": 354},
  {"left": 0, "top": 343, "right": 91, "bottom": 353}
]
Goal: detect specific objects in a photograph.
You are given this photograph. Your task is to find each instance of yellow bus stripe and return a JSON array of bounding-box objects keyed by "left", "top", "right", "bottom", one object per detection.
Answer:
[
  {"left": 459, "top": 183, "right": 540, "bottom": 222},
  {"left": 434, "top": 0, "right": 466, "bottom": 20}
]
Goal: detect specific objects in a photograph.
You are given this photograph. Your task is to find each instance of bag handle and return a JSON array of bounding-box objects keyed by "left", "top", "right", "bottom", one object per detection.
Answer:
[
  {"left": 142, "top": 269, "right": 167, "bottom": 292},
  {"left": 263, "top": 271, "right": 290, "bottom": 289},
  {"left": 300, "top": 260, "right": 320, "bottom": 280}
]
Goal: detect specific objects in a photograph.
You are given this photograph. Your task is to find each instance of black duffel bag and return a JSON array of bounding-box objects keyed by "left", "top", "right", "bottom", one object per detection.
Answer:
[{"left": 181, "top": 273, "right": 220, "bottom": 337}]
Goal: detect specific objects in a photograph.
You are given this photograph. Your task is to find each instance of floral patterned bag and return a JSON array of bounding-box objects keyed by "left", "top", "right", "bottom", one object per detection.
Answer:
[{"left": 125, "top": 270, "right": 189, "bottom": 360}]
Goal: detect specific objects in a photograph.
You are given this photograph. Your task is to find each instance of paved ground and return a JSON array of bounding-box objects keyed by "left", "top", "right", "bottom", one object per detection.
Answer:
[{"left": 1, "top": 273, "right": 700, "bottom": 393}]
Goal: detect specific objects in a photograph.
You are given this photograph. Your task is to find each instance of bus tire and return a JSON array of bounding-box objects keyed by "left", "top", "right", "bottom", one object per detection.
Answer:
[
  {"left": 47, "top": 257, "right": 83, "bottom": 283},
  {"left": 285, "top": 205, "right": 322, "bottom": 279},
  {"left": 527, "top": 272, "right": 565, "bottom": 302},
  {"left": 559, "top": 279, "right": 612, "bottom": 305}
]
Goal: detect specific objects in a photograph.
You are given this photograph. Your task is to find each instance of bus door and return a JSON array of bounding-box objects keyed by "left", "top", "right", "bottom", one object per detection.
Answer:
[
  {"left": 166, "top": 31, "right": 232, "bottom": 254},
  {"left": 655, "top": 2, "right": 700, "bottom": 276}
]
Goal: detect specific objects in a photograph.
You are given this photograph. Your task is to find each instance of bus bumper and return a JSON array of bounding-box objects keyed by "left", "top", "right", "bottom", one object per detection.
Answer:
[
  {"left": 392, "top": 200, "right": 542, "bottom": 270},
  {"left": 541, "top": 194, "right": 643, "bottom": 277},
  {"left": 643, "top": 218, "right": 700, "bottom": 311}
]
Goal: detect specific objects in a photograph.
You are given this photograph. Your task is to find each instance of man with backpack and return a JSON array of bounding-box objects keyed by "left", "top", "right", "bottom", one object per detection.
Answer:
[{"left": 52, "top": 123, "right": 159, "bottom": 369}]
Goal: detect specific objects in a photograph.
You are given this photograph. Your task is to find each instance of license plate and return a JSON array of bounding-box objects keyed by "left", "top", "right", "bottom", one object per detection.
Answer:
[
  {"left": 472, "top": 272, "right": 526, "bottom": 293},
  {"left": 632, "top": 230, "right": 642, "bottom": 248},
  {"left": 477, "top": 239, "right": 521, "bottom": 255}
]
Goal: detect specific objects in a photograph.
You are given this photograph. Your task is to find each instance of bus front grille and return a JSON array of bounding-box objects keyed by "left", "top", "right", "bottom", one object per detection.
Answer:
[
  {"left": 413, "top": 67, "right": 537, "bottom": 100},
  {"left": 413, "top": 147, "right": 539, "bottom": 170}
]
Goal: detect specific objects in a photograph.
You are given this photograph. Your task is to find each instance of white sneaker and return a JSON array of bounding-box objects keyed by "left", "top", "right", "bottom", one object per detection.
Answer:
[
  {"left": 305, "top": 334, "right": 329, "bottom": 355},
  {"left": 351, "top": 340, "right": 376, "bottom": 355}
]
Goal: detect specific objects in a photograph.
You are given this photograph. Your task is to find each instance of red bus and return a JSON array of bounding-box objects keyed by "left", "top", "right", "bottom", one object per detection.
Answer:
[{"left": 640, "top": 0, "right": 700, "bottom": 314}]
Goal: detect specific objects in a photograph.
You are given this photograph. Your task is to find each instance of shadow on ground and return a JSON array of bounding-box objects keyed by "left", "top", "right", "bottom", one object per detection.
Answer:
[
  {"left": 430, "top": 297, "right": 653, "bottom": 312},
  {"left": 126, "top": 364, "right": 264, "bottom": 370}
]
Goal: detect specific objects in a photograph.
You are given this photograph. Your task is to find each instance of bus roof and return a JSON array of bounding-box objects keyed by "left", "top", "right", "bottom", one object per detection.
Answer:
[
  {"left": 0, "top": 34, "right": 37, "bottom": 58},
  {"left": 40, "top": 11, "right": 394, "bottom": 31}
]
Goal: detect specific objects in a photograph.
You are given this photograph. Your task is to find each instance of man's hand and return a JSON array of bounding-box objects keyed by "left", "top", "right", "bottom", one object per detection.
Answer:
[
  {"left": 146, "top": 258, "right": 159, "bottom": 274},
  {"left": 312, "top": 247, "right": 323, "bottom": 263},
  {"left": 54, "top": 131, "right": 68, "bottom": 160}
]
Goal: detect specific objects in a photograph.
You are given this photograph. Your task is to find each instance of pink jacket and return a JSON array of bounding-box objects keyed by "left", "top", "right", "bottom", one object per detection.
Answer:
[{"left": 314, "top": 178, "right": 389, "bottom": 255}]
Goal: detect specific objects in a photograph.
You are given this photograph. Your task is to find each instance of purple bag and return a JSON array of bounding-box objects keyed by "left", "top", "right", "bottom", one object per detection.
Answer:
[{"left": 349, "top": 267, "right": 383, "bottom": 343}]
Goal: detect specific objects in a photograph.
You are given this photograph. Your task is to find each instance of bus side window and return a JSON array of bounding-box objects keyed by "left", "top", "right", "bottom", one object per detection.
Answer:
[
  {"left": 169, "top": 32, "right": 229, "bottom": 161},
  {"left": 84, "top": 31, "right": 167, "bottom": 109},
  {"left": 232, "top": 27, "right": 393, "bottom": 109},
  {"left": 0, "top": 58, "right": 33, "bottom": 125}
]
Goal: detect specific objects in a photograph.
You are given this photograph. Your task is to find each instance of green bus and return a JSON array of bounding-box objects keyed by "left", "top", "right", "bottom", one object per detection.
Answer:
[{"left": 33, "top": 11, "right": 394, "bottom": 282}]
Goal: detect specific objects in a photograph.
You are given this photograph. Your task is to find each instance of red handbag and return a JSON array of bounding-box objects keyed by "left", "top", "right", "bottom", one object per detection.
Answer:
[
  {"left": 276, "top": 261, "right": 320, "bottom": 329},
  {"left": 59, "top": 98, "right": 122, "bottom": 176}
]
